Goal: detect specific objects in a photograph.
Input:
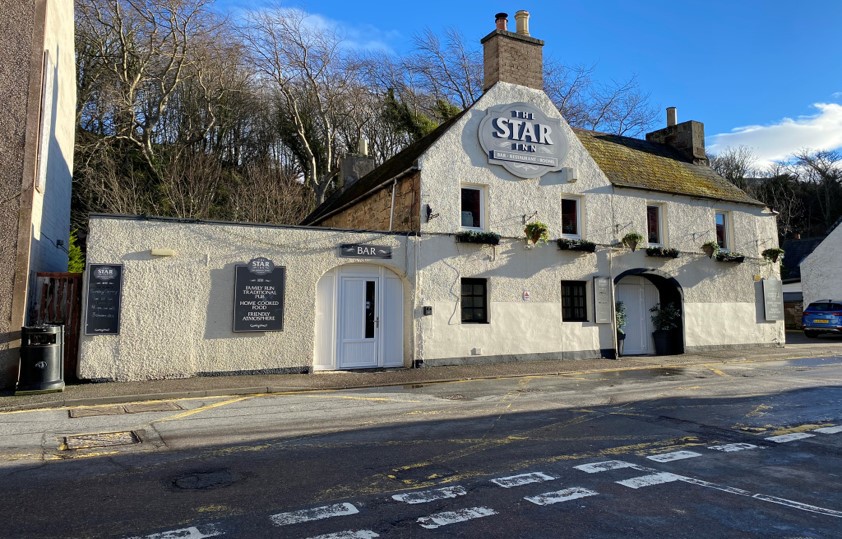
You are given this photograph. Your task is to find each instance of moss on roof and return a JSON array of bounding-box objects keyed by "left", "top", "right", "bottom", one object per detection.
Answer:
[{"left": 573, "top": 128, "right": 764, "bottom": 206}]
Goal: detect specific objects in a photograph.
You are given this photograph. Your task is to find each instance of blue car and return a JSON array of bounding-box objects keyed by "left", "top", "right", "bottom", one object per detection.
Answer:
[{"left": 803, "top": 300, "right": 842, "bottom": 338}]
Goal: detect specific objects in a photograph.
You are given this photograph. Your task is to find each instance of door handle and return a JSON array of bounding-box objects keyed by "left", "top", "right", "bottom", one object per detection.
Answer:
[{"left": 375, "top": 317, "right": 379, "bottom": 328}]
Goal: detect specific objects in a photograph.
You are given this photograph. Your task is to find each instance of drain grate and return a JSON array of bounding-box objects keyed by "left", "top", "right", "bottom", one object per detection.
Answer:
[
  {"left": 69, "top": 401, "right": 183, "bottom": 418},
  {"left": 63, "top": 431, "right": 140, "bottom": 450}
]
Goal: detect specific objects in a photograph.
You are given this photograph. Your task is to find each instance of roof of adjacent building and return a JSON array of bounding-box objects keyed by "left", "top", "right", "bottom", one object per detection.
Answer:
[
  {"left": 573, "top": 129, "right": 765, "bottom": 206},
  {"left": 781, "top": 236, "right": 825, "bottom": 282},
  {"left": 302, "top": 109, "right": 764, "bottom": 226}
]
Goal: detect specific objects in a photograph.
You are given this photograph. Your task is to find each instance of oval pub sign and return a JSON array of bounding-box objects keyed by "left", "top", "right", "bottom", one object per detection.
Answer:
[{"left": 478, "top": 102, "right": 567, "bottom": 179}]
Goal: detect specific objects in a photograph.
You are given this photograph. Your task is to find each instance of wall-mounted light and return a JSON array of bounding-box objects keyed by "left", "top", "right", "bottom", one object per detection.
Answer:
[
  {"left": 562, "top": 167, "right": 579, "bottom": 183},
  {"left": 150, "top": 248, "right": 177, "bottom": 257}
]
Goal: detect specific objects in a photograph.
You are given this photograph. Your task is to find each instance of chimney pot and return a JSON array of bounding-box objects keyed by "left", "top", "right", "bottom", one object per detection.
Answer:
[
  {"left": 666, "top": 107, "right": 677, "bottom": 127},
  {"left": 495, "top": 12, "right": 508, "bottom": 31},
  {"left": 357, "top": 137, "right": 368, "bottom": 156},
  {"left": 515, "top": 10, "right": 530, "bottom": 35}
]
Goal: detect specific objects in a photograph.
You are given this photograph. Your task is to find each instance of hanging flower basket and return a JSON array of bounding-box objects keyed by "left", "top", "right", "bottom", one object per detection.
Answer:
[
  {"left": 557, "top": 238, "right": 596, "bottom": 252},
  {"left": 455, "top": 231, "right": 501, "bottom": 245},
  {"left": 524, "top": 221, "right": 550, "bottom": 247},
  {"left": 622, "top": 232, "right": 645, "bottom": 252},
  {"left": 762, "top": 247, "right": 785, "bottom": 263},
  {"left": 701, "top": 241, "right": 720, "bottom": 258},
  {"left": 645, "top": 246, "right": 680, "bottom": 258}
]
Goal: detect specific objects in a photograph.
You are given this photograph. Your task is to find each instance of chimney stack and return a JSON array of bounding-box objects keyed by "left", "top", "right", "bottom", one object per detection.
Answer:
[
  {"left": 646, "top": 107, "right": 708, "bottom": 165},
  {"left": 341, "top": 140, "right": 375, "bottom": 191},
  {"left": 481, "top": 9, "right": 544, "bottom": 91}
]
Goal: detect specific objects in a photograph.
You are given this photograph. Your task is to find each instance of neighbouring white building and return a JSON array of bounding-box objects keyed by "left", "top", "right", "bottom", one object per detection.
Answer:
[
  {"left": 801, "top": 219, "right": 842, "bottom": 307},
  {"left": 78, "top": 11, "right": 784, "bottom": 382}
]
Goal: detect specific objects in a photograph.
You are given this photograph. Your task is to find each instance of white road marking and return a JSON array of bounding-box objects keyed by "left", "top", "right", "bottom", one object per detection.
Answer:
[
  {"left": 127, "top": 524, "right": 222, "bottom": 539},
  {"left": 814, "top": 425, "right": 842, "bottom": 434},
  {"left": 616, "top": 472, "right": 683, "bottom": 489},
  {"left": 646, "top": 450, "right": 702, "bottom": 462},
  {"left": 392, "top": 486, "right": 466, "bottom": 504},
  {"left": 490, "top": 471, "right": 556, "bottom": 488},
  {"left": 765, "top": 432, "right": 815, "bottom": 443},
  {"left": 305, "top": 531, "right": 379, "bottom": 539},
  {"left": 708, "top": 443, "right": 758, "bottom": 452},
  {"left": 417, "top": 507, "right": 497, "bottom": 529},
  {"left": 270, "top": 503, "right": 359, "bottom": 527},
  {"left": 524, "top": 487, "right": 598, "bottom": 506},
  {"left": 574, "top": 460, "right": 642, "bottom": 473}
]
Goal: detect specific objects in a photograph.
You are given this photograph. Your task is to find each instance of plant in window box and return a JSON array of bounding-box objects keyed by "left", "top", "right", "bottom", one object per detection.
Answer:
[
  {"left": 649, "top": 302, "right": 681, "bottom": 356},
  {"left": 556, "top": 238, "right": 596, "bottom": 252},
  {"left": 715, "top": 251, "right": 745, "bottom": 263},
  {"left": 645, "top": 246, "right": 680, "bottom": 258},
  {"left": 701, "top": 240, "right": 720, "bottom": 258},
  {"left": 524, "top": 221, "right": 550, "bottom": 247},
  {"left": 455, "top": 231, "right": 501, "bottom": 245},
  {"left": 621, "top": 232, "right": 645, "bottom": 252},
  {"left": 762, "top": 247, "right": 784, "bottom": 263}
]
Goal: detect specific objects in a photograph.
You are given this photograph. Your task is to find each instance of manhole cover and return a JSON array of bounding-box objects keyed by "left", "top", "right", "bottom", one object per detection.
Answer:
[
  {"left": 172, "top": 469, "right": 241, "bottom": 490},
  {"left": 68, "top": 406, "right": 125, "bottom": 418},
  {"left": 440, "top": 394, "right": 468, "bottom": 401},
  {"left": 64, "top": 431, "right": 140, "bottom": 450},
  {"left": 124, "top": 402, "right": 183, "bottom": 414}
]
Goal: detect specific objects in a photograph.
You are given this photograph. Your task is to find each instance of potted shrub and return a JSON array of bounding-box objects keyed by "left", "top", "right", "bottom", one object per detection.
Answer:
[
  {"left": 645, "top": 246, "right": 680, "bottom": 258},
  {"left": 455, "top": 231, "right": 501, "bottom": 245},
  {"left": 557, "top": 238, "right": 597, "bottom": 252},
  {"left": 615, "top": 301, "right": 627, "bottom": 357},
  {"left": 762, "top": 247, "right": 785, "bottom": 263},
  {"left": 701, "top": 240, "right": 720, "bottom": 258},
  {"left": 524, "top": 221, "right": 550, "bottom": 247},
  {"left": 715, "top": 251, "right": 745, "bottom": 263},
  {"left": 622, "top": 232, "right": 645, "bottom": 252},
  {"left": 649, "top": 302, "right": 681, "bottom": 356}
]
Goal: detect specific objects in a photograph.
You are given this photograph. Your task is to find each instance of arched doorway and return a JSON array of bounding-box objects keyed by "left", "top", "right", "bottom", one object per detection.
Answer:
[
  {"left": 314, "top": 264, "right": 404, "bottom": 370},
  {"left": 614, "top": 269, "right": 684, "bottom": 356}
]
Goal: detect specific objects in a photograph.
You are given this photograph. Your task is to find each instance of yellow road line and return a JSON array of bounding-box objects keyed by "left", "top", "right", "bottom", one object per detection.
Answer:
[
  {"left": 706, "top": 365, "right": 729, "bottom": 377},
  {"left": 154, "top": 396, "right": 252, "bottom": 422}
]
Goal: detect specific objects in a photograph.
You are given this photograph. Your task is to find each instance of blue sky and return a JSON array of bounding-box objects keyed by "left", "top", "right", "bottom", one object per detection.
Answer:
[{"left": 216, "top": 0, "right": 842, "bottom": 168}]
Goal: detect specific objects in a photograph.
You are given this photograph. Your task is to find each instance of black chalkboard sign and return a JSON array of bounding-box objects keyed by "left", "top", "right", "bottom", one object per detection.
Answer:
[
  {"left": 84, "top": 264, "right": 123, "bottom": 335},
  {"left": 233, "top": 257, "right": 285, "bottom": 332}
]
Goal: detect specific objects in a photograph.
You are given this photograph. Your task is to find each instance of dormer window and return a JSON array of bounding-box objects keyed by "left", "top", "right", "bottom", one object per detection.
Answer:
[{"left": 461, "top": 185, "right": 486, "bottom": 230}]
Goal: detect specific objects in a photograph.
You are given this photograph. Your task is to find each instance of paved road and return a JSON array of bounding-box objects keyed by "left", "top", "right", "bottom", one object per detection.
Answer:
[{"left": 1, "top": 355, "right": 841, "bottom": 537}]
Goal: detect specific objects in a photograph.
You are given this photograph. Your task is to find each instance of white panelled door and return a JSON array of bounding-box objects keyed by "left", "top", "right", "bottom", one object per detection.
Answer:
[
  {"left": 338, "top": 276, "right": 379, "bottom": 368},
  {"left": 616, "top": 276, "right": 659, "bottom": 355}
]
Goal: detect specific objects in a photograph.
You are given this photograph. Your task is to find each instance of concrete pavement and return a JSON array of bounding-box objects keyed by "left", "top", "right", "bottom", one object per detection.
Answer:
[{"left": 1, "top": 331, "right": 840, "bottom": 412}]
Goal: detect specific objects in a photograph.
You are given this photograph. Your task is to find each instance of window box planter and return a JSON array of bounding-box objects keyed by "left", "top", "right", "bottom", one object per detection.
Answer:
[
  {"left": 557, "top": 238, "right": 596, "bottom": 252},
  {"left": 455, "top": 231, "right": 501, "bottom": 246},
  {"left": 645, "top": 247, "right": 680, "bottom": 258},
  {"left": 715, "top": 251, "right": 745, "bottom": 263}
]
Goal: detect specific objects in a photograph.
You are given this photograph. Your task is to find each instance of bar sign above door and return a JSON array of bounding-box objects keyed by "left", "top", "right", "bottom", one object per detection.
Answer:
[{"left": 339, "top": 244, "right": 392, "bottom": 259}]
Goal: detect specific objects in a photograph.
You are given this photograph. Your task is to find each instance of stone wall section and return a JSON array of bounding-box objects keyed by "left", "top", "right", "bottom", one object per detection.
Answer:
[
  {"left": 319, "top": 172, "right": 421, "bottom": 232},
  {"left": 482, "top": 32, "right": 543, "bottom": 91}
]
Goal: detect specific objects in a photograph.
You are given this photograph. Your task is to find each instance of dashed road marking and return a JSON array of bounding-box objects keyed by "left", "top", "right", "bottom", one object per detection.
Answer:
[
  {"left": 765, "top": 432, "right": 815, "bottom": 443},
  {"left": 392, "top": 486, "right": 466, "bottom": 504},
  {"left": 646, "top": 450, "right": 702, "bottom": 462},
  {"left": 126, "top": 524, "right": 222, "bottom": 538},
  {"left": 814, "top": 425, "right": 842, "bottom": 434},
  {"left": 270, "top": 503, "right": 359, "bottom": 527},
  {"left": 417, "top": 507, "right": 497, "bottom": 529},
  {"left": 708, "top": 443, "right": 758, "bottom": 452},
  {"left": 574, "top": 460, "right": 642, "bottom": 473},
  {"left": 617, "top": 472, "right": 683, "bottom": 489},
  {"left": 305, "top": 531, "right": 379, "bottom": 539},
  {"left": 524, "top": 487, "right": 598, "bottom": 506},
  {"left": 490, "top": 471, "right": 556, "bottom": 488}
]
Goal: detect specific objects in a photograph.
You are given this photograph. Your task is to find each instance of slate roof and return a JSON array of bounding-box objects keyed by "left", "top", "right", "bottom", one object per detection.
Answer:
[
  {"left": 301, "top": 110, "right": 468, "bottom": 225},
  {"left": 780, "top": 236, "right": 825, "bottom": 281},
  {"left": 573, "top": 129, "right": 765, "bottom": 206},
  {"left": 302, "top": 111, "right": 765, "bottom": 226}
]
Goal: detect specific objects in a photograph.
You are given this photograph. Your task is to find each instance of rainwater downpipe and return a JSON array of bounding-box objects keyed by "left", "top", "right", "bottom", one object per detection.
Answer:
[{"left": 388, "top": 179, "right": 397, "bottom": 231}]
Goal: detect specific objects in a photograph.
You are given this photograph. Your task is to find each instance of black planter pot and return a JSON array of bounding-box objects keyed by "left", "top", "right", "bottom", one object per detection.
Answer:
[
  {"left": 652, "top": 329, "right": 672, "bottom": 356},
  {"left": 617, "top": 332, "right": 626, "bottom": 357}
]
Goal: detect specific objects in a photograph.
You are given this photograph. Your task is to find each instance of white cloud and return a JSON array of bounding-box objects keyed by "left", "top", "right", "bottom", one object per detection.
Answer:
[{"left": 708, "top": 102, "right": 842, "bottom": 168}]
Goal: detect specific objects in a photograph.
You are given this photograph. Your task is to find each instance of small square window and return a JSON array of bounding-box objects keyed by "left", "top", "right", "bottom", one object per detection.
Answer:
[
  {"left": 561, "top": 198, "right": 580, "bottom": 237},
  {"left": 647, "top": 205, "right": 662, "bottom": 245},
  {"left": 562, "top": 281, "right": 587, "bottom": 322},
  {"left": 461, "top": 186, "right": 484, "bottom": 229},
  {"left": 715, "top": 212, "right": 729, "bottom": 250},
  {"left": 461, "top": 278, "right": 488, "bottom": 323}
]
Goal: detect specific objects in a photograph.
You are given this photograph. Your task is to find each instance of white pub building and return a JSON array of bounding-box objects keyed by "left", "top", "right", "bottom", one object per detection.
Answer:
[{"left": 78, "top": 11, "right": 784, "bottom": 382}]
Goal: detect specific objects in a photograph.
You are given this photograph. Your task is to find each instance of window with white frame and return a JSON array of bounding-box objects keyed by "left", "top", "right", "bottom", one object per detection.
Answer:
[
  {"left": 460, "top": 185, "right": 485, "bottom": 229},
  {"left": 561, "top": 197, "right": 581, "bottom": 238},
  {"left": 647, "top": 204, "right": 663, "bottom": 245},
  {"left": 715, "top": 211, "right": 730, "bottom": 250}
]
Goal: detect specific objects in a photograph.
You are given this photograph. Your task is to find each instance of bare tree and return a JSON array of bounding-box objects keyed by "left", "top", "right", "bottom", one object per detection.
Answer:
[
  {"left": 409, "top": 28, "right": 483, "bottom": 109},
  {"left": 789, "top": 149, "right": 842, "bottom": 232},
  {"left": 709, "top": 146, "right": 759, "bottom": 191}
]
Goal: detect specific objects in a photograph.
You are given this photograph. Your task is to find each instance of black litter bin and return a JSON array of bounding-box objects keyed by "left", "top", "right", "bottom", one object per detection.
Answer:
[{"left": 17, "top": 325, "right": 65, "bottom": 394}]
